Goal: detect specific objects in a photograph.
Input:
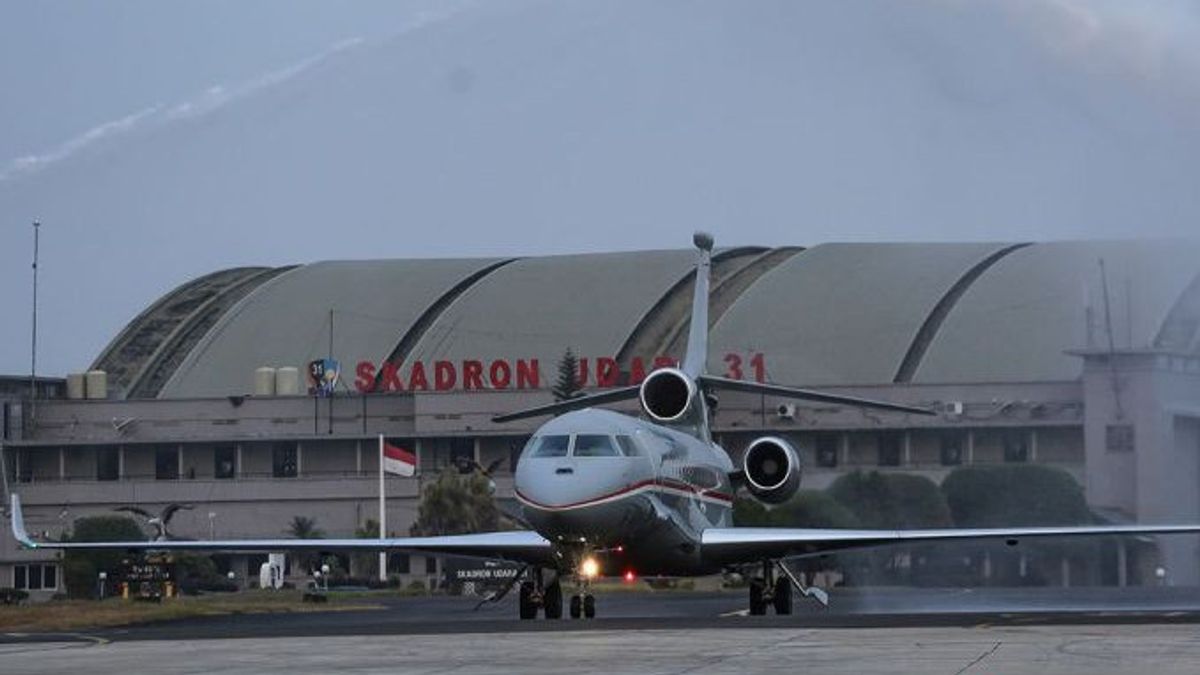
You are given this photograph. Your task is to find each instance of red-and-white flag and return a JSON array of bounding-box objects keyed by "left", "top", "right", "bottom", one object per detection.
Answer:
[{"left": 382, "top": 439, "right": 417, "bottom": 477}]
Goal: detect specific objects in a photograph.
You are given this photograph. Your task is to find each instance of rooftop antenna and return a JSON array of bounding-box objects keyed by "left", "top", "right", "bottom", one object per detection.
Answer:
[
  {"left": 1082, "top": 281, "right": 1095, "bottom": 349},
  {"left": 1099, "top": 259, "right": 1125, "bottom": 419},
  {"left": 29, "top": 221, "right": 40, "bottom": 428}
]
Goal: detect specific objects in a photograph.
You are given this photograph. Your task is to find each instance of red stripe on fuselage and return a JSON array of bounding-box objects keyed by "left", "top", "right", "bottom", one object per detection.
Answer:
[{"left": 516, "top": 478, "right": 732, "bottom": 511}]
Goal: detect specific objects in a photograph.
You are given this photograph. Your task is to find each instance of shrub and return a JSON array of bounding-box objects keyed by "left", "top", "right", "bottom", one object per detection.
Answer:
[{"left": 62, "top": 516, "right": 146, "bottom": 598}]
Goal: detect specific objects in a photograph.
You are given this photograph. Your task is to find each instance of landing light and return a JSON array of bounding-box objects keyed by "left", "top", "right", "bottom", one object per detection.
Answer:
[{"left": 580, "top": 557, "right": 600, "bottom": 579}]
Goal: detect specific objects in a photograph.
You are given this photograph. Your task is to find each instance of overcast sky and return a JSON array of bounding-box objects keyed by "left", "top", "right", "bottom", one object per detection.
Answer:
[{"left": 2, "top": 0, "right": 1199, "bottom": 376}]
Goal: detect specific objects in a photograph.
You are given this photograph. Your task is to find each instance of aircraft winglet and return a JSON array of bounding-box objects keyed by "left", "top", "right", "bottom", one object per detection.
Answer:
[{"left": 10, "top": 494, "right": 37, "bottom": 549}]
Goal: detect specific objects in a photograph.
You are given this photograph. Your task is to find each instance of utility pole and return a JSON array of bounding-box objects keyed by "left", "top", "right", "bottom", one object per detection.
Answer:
[{"left": 29, "top": 221, "right": 40, "bottom": 428}]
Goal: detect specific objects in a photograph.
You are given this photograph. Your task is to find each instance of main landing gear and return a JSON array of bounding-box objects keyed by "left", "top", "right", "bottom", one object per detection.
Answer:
[
  {"left": 747, "top": 560, "right": 829, "bottom": 616},
  {"left": 518, "top": 568, "right": 563, "bottom": 619}
]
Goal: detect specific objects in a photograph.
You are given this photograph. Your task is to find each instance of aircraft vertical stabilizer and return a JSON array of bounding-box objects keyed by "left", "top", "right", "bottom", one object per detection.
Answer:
[{"left": 681, "top": 232, "right": 713, "bottom": 378}]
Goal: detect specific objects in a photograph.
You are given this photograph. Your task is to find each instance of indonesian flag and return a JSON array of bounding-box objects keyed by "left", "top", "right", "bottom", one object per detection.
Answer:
[{"left": 382, "top": 438, "right": 416, "bottom": 476}]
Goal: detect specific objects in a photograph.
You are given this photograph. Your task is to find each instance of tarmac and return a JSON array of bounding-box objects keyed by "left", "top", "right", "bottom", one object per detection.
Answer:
[{"left": 4, "top": 587, "right": 1200, "bottom": 674}]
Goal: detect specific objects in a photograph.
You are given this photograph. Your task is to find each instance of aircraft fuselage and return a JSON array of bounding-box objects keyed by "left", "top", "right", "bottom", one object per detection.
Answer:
[{"left": 514, "top": 408, "right": 734, "bottom": 576}]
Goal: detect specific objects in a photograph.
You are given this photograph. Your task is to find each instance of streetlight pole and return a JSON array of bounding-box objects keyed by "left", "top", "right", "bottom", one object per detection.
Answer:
[{"left": 30, "top": 221, "right": 40, "bottom": 427}]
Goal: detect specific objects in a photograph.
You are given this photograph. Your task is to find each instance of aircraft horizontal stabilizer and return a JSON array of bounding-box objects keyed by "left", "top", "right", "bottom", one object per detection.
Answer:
[
  {"left": 698, "top": 375, "right": 936, "bottom": 416},
  {"left": 9, "top": 495, "right": 554, "bottom": 565},
  {"left": 492, "top": 385, "right": 641, "bottom": 423}
]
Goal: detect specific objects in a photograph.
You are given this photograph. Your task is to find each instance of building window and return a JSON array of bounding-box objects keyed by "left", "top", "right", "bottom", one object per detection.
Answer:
[
  {"left": 155, "top": 445, "right": 179, "bottom": 480},
  {"left": 390, "top": 553, "right": 411, "bottom": 575},
  {"left": 509, "top": 436, "right": 530, "bottom": 473},
  {"left": 16, "top": 448, "right": 33, "bottom": 483},
  {"left": 214, "top": 445, "right": 236, "bottom": 479},
  {"left": 13, "top": 564, "right": 58, "bottom": 591},
  {"left": 449, "top": 439, "right": 474, "bottom": 465},
  {"left": 939, "top": 432, "right": 964, "bottom": 466},
  {"left": 815, "top": 434, "right": 839, "bottom": 468},
  {"left": 422, "top": 438, "right": 473, "bottom": 472},
  {"left": 425, "top": 556, "right": 438, "bottom": 575},
  {"left": 1002, "top": 431, "right": 1029, "bottom": 463},
  {"left": 877, "top": 433, "right": 901, "bottom": 467},
  {"left": 96, "top": 446, "right": 120, "bottom": 481},
  {"left": 1106, "top": 424, "right": 1135, "bottom": 453},
  {"left": 272, "top": 442, "right": 298, "bottom": 478}
]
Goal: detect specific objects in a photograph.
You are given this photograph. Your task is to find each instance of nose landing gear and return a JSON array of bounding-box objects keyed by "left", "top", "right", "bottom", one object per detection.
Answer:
[{"left": 568, "top": 591, "right": 596, "bottom": 619}]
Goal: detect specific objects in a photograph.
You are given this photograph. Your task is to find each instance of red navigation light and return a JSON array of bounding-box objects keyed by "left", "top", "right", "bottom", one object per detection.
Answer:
[
  {"left": 615, "top": 545, "right": 625, "bottom": 553},
  {"left": 623, "top": 570, "right": 636, "bottom": 583}
]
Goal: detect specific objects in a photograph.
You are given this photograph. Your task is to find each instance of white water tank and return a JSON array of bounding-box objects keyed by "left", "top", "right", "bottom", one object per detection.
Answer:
[
  {"left": 66, "top": 373, "right": 86, "bottom": 400},
  {"left": 84, "top": 370, "right": 108, "bottom": 399},
  {"left": 254, "top": 367, "right": 277, "bottom": 396},
  {"left": 275, "top": 367, "right": 301, "bottom": 396}
]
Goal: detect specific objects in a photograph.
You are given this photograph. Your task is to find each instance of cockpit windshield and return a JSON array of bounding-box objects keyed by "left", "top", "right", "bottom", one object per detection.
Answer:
[
  {"left": 528, "top": 435, "right": 570, "bottom": 458},
  {"left": 573, "top": 434, "right": 620, "bottom": 457}
]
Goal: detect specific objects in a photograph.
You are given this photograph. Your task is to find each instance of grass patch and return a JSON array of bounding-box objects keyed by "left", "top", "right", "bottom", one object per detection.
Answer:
[{"left": 0, "top": 589, "right": 387, "bottom": 633}]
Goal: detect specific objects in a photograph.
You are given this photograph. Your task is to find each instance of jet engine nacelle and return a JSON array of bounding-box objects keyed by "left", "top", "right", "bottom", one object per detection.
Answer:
[
  {"left": 639, "top": 368, "right": 697, "bottom": 423},
  {"left": 742, "top": 436, "right": 802, "bottom": 505}
]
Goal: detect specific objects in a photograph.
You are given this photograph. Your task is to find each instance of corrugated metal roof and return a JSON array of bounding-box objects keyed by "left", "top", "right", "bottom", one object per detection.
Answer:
[
  {"left": 106, "top": 241, "right": 1200, "bottom": 398},
  {"left": 708, "top": 242, "right": 1009, "bottom": 385},
  {"left": 913, "top": 240, "right": 1200, "bottom": 383},
  {"left": 157, "top": 258, "right": 503, "bottom": 398},
  {"left": 403, "top": 250, "right": 697, "bottom": 380}
]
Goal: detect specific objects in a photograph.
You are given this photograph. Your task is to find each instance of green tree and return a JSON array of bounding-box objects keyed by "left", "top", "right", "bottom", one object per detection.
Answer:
[
  {"left": 62, "top": 515, "right": 145, "bottom": 598},
  {"left": 828, "top": 471, "right": 952, "bottom": 528},
  {"left": 174, "top": 554, "right": 231, "bottom": 594},
  {"left": 827, "top": 471, "right": 952, "bottom": 585},
  {"left": 287, "top": 515, "right": 324, "bottom": 539},
  {"left": 941, "top": 465, "right": 1092, "bottom": 527},
  {"left": 772, "top": 490, "right": 862, "bottom": 529},
  {"left": 410, "top": 468, "right": 501, "bottom": 536},
  {"left": 940, "top": 465, "right": 1096, "bottom": 586},
  {"left": 287, "top": 515, "right": 324, "bottom": 574},
  {"left": 552, "top": 347, "right": 583, "bottom": 401},
  {"left": 732, "top": 497, "right": 773, "bottom": 526}
]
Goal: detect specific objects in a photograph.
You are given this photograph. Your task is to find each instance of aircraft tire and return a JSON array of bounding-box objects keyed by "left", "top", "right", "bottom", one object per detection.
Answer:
[
  {"left": 583, "top": 594, "right": 596, "bottom": 619},
  {"left": 544, "top": 581, "right": 563, "bottom": 619},
  {"left": 772, "top": 577, "right": 793, "bottom": 615},
  {"left": 518, "top": 581, "right": 537, "bottom": 620},
  {"left": 748, "top": 580, "right": 767, "bottom": 616},
  {"left": 569, "top": 594, "right": 582, "bottom": 619}
]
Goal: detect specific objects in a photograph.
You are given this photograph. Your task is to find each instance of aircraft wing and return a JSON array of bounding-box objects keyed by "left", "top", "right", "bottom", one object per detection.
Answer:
[
  {"left": 10, "top": 495, "right": 554, "bottom": 566},
  {"left": 700, "top": 523, "right": 1200, "bottom": 566}
]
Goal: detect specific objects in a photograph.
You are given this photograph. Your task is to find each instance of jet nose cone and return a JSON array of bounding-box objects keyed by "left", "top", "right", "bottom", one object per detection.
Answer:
[{"left": 515, "top": 457, "right": 637, "bottom": 510}]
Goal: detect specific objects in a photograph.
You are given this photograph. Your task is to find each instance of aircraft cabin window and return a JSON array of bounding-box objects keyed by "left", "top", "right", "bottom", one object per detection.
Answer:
[
  {"left": 529, "top": 435, "right": 571, "bottom": 458},
  {"left": 616, "top": 435, "right": 642, "bottom": 457},
  {"left": 573, "top": 434, "right": 620, "bottom": 457}
]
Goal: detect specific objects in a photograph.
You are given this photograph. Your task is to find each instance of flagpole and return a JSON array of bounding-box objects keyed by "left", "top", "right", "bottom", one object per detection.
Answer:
[{"left": 378, "top": 433, "right": 387, "bottom": 582}]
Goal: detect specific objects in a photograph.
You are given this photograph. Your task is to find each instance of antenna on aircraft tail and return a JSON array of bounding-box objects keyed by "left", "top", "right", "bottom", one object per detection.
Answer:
[{"left": 681, "top": 232, "right": 713, "bottom": 378}]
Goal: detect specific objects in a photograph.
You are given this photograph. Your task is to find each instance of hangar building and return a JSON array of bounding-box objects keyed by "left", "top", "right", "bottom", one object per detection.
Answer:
[{"left": 4, "top": 240, "right": 1200, "bottom": 597}]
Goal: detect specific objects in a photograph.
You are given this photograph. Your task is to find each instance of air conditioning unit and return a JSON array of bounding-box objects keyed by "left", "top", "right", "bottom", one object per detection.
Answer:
[
  {"left": 776, "top": 403, "right": 797, "bottom": 420},
  {"left": 944, "top": 401, "right": 964, "bottom": 416}
]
